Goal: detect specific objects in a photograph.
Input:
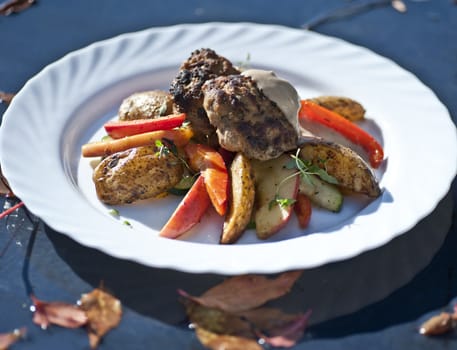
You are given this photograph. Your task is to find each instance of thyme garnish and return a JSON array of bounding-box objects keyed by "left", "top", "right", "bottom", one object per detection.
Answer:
[{"left": 268, "top": 149, "right": 338, "bottom": 209}]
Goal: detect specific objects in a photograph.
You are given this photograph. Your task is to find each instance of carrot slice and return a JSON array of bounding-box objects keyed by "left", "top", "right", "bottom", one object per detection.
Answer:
[
  {"left": 294, "top": 193, "right": 312, "bottom": 229},
  {"left": 185, "top": 143, "right": 228, "bottom": 216},
  {"left": 81, "top": 127, "right": 193, "bottom": 157}
]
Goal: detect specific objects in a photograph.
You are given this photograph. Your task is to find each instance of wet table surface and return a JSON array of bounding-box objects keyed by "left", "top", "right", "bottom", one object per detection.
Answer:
[{"left": 1, "top": 1, "right": 456, "bottom": 349}]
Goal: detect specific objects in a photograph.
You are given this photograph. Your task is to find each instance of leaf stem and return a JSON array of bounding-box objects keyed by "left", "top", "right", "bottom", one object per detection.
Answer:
[{"left": 0, "top": 201, "right": 24, "bottom": 219}]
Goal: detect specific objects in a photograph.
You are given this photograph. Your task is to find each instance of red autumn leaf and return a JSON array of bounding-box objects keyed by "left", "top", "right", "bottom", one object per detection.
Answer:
[
  {"left": 0, "top": 91, "right": 15, "bottom": 105},
  {"left": 0, "top": 327, "right": 26, "bottom": 350},
  {"left": 31, "top": 295, "right": 88, "bottom": 330},
  {"left": 195, "top": 327, "right": 262, "bottom": 350},
  {"left": 243, "top": 308, "right": 312, "bottom": 348},
  {"left": 79, "top": 287, "right": 122, "bottom": 349},
  {"left": 181, "top": 296, "right": 312, "bottom": 349},
  {"left": 180, "top": 270, "right": 303, "bottom": 313},
  {"left": 0, "top": 165, "right": 15, "bottom": 197},
  {"left": 0, "top": 0, "right": 35, "bottom": 16},
  {"left": 0, "top": 177, "right": 11, "bottom": 196},
  {"left": 419, "top": 312, "right": 456, "bottom": 336}
]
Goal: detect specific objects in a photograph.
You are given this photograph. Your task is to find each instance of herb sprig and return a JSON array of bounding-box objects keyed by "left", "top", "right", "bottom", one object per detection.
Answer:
[{"left": 269, "top": 149, "right": 338, "bottom": 209}]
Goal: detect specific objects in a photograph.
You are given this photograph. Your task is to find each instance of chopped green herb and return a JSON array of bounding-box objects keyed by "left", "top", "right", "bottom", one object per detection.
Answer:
[
  {"left": 155, "top": 139, "right": 171, "bottom": 158},
  {"left": 158, "top": 101, "right": 168, "bottom": 116},
  {"left": 238, "top": 53, "right": 251, "bottom": 71},
  {"left": 101, "top": 135, "right": 113, "bottom": 142},
  {"left": 109, "top": 208, "right": 120, "bottom": 217},
  {"left": 246, "top": 221, "right": 256, "bottom": 230},
  {"left": 123, "top": 220, "right": 132, "bottom": 227},
  {"left": 290, "top": 149, "right": 339, "bottom": 185},
  {"left": 269, "top": 195, "right": 296, "bottom": 210}
]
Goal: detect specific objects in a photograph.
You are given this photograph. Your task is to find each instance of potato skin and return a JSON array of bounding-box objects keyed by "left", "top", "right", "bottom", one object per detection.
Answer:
[
  {"left": 308, "top": 96, "right": 365, "bottom": 122},
  {"left": 299, "top": 141, "right": 381, "bottom": 197},
  {"left": 118, "top": 90, "right": 177, "bottom": 121},
  {"left": 220, "top": 153, "right": 255, "bottom": 244},
  {"left": 93, "top": 145, "right": 183, "bottom": 205}
]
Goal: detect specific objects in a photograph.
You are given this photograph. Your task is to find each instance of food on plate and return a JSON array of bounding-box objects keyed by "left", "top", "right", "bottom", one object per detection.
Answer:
[
  {"left": 184, "top": 143, "right": 228, "bottom": 216},
  {"left": 82, "top": 47, "right": 384, "bottom": 243},
  {"left": 81, "top": 127, "right": 193, "bottom": 158},
  {"left": 220, "top": 153, "right": 256, "bottom": 244},
  {"left": 170, "top": 48, "right": 240, "bottom": 145},
  {"left": 299, "top": 100, "right": 384, "bottom": 169},
  {"left": 294, "top": 193, "right": 313, "bottom": 229},
  {"left": 298, "top": 173, "right": 343, "bottom": 213},
  {"left": 251, "top": 154, "right": 300, "bottom": 240},
  {"left": 299, "top": 141, "right": 381, "bottom": 197},
  {"left": 104, "top": 113, "right": 186, "bottom": 139},
  {"left": 92, "top": 144, "right": 184, "bottom": 205},
  {"left": 307, "top": 96, "right": 366, "bottom": 122},
  {"left": 160, "top": 175, "right": 211, "bottom": 239},
  {"left": 118, "top": 90, "right": 177, "bottom": 121},
  {"left": 202, "top": 72, "right": 298, "bottom": 161}
]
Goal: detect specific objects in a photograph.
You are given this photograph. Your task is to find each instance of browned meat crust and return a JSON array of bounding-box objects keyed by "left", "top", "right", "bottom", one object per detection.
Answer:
[
  {"left": 169, "top": 48, "right": 240, "bottom": 145},
  {"left": 202, "top": 75, "right": 298, "bottom": 161}
]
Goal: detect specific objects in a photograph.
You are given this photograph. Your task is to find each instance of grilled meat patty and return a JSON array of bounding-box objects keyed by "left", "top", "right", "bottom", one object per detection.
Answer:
[
  {"left": 202, "top": 75, "right": 298, "bottom": 161},
  {"left": 169, "top": 48, "right": 240, "bottom": 145},
  {"left": 118, "top": 90, "right": 177, "bottom": 121},
  {"left": 93, "top": 145, "right": 183, "bottom": 205}
]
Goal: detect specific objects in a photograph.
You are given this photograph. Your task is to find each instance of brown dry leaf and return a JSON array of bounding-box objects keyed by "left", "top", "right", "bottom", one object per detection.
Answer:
[
  {"left": 181, "top": 289, "right": 311, "bottom": 348},
  {"left": 183, "top": 298, "right": 254, "bottom": 339},
  {"left": 195, "top": 327, "right": 262, "bottom": 350},
  {"left": 0, "top": 0, "right": 35, "bottom": 16},
  {"left": 79, "top": 287, "right": 122, "bottom": 349},
  {"left": 31, "top": 295, "right": 88, "bottom": 330},
  {"left": 240, "top": 308, "right": 312, "bottom": 348},
  {"left": 182, "top": 270, "right": 303, "bottom": 313},
  {"left": 391, "top": 0, "right": 407, "bottom": 13},
  {"left": 0, "top": 327, "right": 26, "bottom": 350},
  {"left": 0, "top": 165, "right": 15, "bottom": 197},
  {"left": 419, "top": 312, "right": 456, "bottom": 336},
  {"left": 0, "top": 92, "right": 15, "bottom": 105}
]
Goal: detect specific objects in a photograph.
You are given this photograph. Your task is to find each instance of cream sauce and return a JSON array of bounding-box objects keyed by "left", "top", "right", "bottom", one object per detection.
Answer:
[{"left": 241, "top": 69, "right": 301, "bottom": 135}]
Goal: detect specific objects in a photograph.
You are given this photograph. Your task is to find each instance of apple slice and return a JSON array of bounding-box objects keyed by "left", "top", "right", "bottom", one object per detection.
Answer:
[{"left": 251, "top": 154, "right": 299, "bottom": 239}]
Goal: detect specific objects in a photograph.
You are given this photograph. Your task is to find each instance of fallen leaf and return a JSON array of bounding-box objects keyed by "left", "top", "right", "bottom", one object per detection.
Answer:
[
  {"left": 183, "top": 298, "right": 254, "bottom": 339},
  {"left": 244, "top": 308, "right": 312, "bottom": 348},
  {"left": 79, "top": 287, "right": 122, "bottom": 349},
  {"left": 31, "top": 295, "right": 88, "bottom": 330},
  {"left": 0, "top": 91, "right": 15, "bottom": 105},
  {"left": 391, "top": 0, "right": 407, "bottom": 13},
  {"left": 419, "top": 312, "right": 455, "bottom": 335},
  {"left": 0, "top": 328, "right": 26, "bottom": 350},
  {"left": 0, "top": 0, "right": 35, "bottom": 15},
  {"left": 0, "top": 165, "right": 16, "bottom": 197},
  {"left": 180, "top": 270, "right": 303, "bottom": 313},
  {"left": 195, "top": 327, "right": 262, "bottom": 350},
  {"left": 181, "top": 279, "right": 311, "bottom": 349}
]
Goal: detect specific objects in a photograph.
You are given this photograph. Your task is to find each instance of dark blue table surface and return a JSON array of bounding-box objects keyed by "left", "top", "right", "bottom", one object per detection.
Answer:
[{"left": 1, "top": 1, "right": 457, "bottom": 349}]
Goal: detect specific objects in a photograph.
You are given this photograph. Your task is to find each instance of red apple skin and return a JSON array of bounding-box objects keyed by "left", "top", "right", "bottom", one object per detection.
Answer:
[{"left": 251, "top": 154, "right": 299, "bottom": 239}]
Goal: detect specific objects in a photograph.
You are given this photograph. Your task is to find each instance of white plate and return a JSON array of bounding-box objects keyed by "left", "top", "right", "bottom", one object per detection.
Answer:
[{"left": 1, "top": 23, "right": 456, "bottom": 274}]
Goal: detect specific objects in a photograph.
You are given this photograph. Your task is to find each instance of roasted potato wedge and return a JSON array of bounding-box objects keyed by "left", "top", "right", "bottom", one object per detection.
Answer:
[
  {"left": 299, "top": 141, "right": 381, "bottom": 197},
  {"left": 308, "top": 96, "right": 366, "bottom": 122},
  {"left": 220, "top": 153, "right": 255, "bottom": 244}
]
